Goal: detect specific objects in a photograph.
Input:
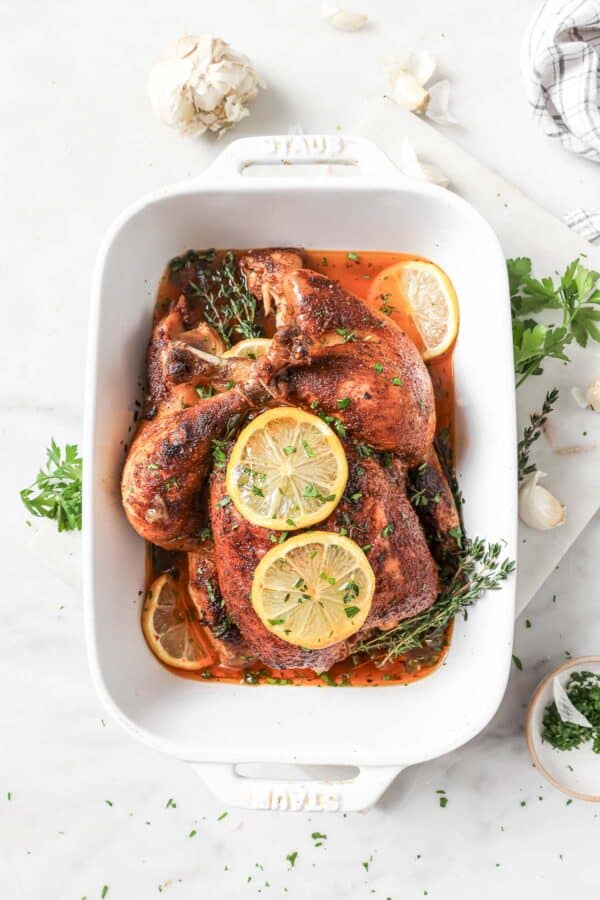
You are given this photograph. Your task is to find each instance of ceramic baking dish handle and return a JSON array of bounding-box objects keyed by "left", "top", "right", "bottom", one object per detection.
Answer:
[
  {"left": 191, "top": 762, "right": 402, "bottom": 812},
  {"left": 204, "top": 134, "right": 402, "bottom": 181}
]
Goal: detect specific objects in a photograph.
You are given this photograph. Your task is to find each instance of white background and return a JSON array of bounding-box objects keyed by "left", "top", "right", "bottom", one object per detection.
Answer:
[{"left": 1, "top": 1, "right": 600, "bottom": 898}]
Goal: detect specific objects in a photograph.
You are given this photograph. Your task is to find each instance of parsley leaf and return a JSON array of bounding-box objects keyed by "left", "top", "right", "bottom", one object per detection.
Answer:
[
  {"left": 508, "top": 257, "right": 600, "bottom": 386},
  {"left": 20, "top": 440, "right": 82, "bottom": 531}
]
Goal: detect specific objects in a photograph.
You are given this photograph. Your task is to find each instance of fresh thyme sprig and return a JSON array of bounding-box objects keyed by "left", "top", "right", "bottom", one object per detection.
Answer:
[
  {"left": 356, "top": 538, "right": 515, "bottom": 664},
  {"left": 517, "top": 387, "right": 559, "bottom": 482},
  {"left": 508, "top": 256, "right": 600, "bottom": 388},
  {"left": 179, "top": 250, "right": 263, "bottom": 348},
  {"left": 20, "top": 439, "right": 82, "bottom": 531}
]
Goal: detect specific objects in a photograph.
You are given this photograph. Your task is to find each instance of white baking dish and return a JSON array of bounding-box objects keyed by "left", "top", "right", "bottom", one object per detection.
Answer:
[{"left": 84, "top": 135, "right": 517, "bottom": 812}]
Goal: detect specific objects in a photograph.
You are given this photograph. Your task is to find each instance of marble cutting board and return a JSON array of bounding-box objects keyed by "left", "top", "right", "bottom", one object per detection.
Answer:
[{"left": 356, "top": 100, "right": 600, "bottom": 615}]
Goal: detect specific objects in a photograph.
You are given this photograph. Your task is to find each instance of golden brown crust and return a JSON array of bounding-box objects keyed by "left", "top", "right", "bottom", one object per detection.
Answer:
[
  {"left": 188, "top": 543, "right": 249, "bottom": 665},
  {"left": 209, "top": 467, "right": 350, "bottom": 672}
]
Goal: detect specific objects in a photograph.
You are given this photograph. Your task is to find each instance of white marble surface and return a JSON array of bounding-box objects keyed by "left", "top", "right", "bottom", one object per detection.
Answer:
[{"left": 2, "top": 1, "right": 600, "bottom": 898}]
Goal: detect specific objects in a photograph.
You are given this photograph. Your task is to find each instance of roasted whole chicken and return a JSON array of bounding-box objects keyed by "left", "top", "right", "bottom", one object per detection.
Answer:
[{"left": 122, "top": 249, "right": 459, "bottom": 673}]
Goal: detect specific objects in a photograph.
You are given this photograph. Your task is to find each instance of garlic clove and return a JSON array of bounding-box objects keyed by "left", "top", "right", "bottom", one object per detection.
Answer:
[
  {"left": 586, "top": 377, "right": 600, "bottom": 411},
  {"left": 385, "top": 50, "right": 436, "bottom": 87},
  {"left": 571, "top": 385, "right": 588, "bottom": 408},
  {"left": 322, "top": 3, "right": 368, "bottom": 31},
  {"left": 396, "top": 137, "right": 450, "bottom": 188},
  {"left": 425, "top": 79, "right": 459, "bottom": 125},
  {"left": 388, "top": 71, "right": 429, "bottom": 112},
  {"left": 518, "top": 470, "right": 566, "bottom": 531}
]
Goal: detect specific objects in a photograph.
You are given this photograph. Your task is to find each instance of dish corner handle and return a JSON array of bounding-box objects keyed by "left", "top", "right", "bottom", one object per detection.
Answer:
[
  {"left": 190, "top": 762, "right": 403, "bottom": 812},
  {"left": 202, "top": 134, "right": 401, "bottom": 182}
]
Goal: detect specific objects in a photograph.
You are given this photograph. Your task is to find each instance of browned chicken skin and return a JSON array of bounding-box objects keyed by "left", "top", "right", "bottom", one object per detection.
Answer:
[
  {"left": 124, "top": 248, "right": 459, "bottom": 672},
  {"left": 121, "top": 325, "right": 311, "bottom": 550},
  {"left": 187, "top": 543, "right": 249, "bottom": 666},
  {"left": 209, "top": 446, "right": 439, "bottom": 670}
]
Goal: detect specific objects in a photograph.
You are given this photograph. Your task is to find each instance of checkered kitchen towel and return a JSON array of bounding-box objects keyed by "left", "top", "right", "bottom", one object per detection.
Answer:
[{"left": 523, "top": 0, "right": 600, "bottom": 242}]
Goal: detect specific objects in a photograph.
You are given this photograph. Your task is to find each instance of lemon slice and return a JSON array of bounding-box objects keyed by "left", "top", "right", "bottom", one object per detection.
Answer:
[
  {"left": 226, "top": 407, "right": 348, "bottom": 530},
  {"left": 252, "top": 532, "right": 375, "bottom": 648},
  {"left": 369, "top": 260, "right": 459, "bottom": 360},
  {"left": 142, "top": 574, "right": 213, "bottom": 670},
  {"left": 223, "top": 338, "right": 272, "bottom": 360}
]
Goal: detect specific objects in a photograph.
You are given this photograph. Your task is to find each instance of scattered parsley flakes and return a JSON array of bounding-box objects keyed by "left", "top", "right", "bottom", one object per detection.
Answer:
[
  {"left": 283, "top": 446, "right": 297, "bottom": 456},
  {"left": 217, "top": 811, "right": 228, "bottom": 821},
  {"left": 216, "top": 495, "right": 232, "bottom": 508},
  {"left": 286, "top": 851, "right": 298, "bottom": 867},
  {"left": 347, "top": 252, "right": 360, "bottom": 262},
  {"left": 374, "top": 362, "right": 384, "bottom": 373},
  {"left": 512, "top": 654, "right": 523, "bottom": 671},
  {"left": 336, "top": 398, "right": 351, "bottom": 410},
  {"left": 439, "top": 796, "right": 448, "bottom": 808}
]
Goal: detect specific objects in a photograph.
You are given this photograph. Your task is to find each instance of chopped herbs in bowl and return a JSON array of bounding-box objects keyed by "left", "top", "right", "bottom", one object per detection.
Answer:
[{"left": 526, "top": 657, "right": 600, "bottom": 802}]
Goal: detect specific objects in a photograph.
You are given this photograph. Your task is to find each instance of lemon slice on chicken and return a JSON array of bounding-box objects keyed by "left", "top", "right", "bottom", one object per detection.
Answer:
[
  {"left": 142, "top": 574, "right": 213, "bottom": 670},
  {"left": 252, "top": 532, "right": 375, "bottom": 648},
  {"left": 369, "top": 259, "right": 458, "bottom": 360},
  {"left": 223, "top": 338, "right": 272, "bottom": 360},
  {"left": 226, "top": 408, "right": 348, "bottom": 530}
]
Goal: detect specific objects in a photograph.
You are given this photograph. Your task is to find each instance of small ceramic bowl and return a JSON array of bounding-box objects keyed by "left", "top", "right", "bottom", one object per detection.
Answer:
[{"left": 525, "top": 656, "right": 600, "bottom": 802}]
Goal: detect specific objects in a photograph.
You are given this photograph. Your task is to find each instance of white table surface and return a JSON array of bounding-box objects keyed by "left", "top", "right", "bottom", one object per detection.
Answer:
[{"left": 2, "top": 1, "right": 600, "bottom": 898}]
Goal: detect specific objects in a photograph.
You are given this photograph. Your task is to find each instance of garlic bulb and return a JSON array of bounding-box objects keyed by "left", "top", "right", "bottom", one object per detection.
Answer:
[
  {"left": 518, "top": 471, "right": 566, "bottom": 531},
  {"left": 322, "top": 3, "right": 368, "bottom": 31},
  {"left": 384, "top": 50, "right": 457, "bottom": 125},
  {"left": 148, "top": 35, "right": 265, "bottom": 136},
  {"left": 571, "top": 378, "right": 600, "bottom": 410},
  {"left": 397, "top": 137, "right": 449, "bottom": 188}
]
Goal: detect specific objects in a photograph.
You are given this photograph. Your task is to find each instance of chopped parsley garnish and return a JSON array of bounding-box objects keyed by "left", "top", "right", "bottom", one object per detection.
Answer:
[
  {"left": 268, "top": 618, "right": 285, "bottom": 626},
  {"left": 379, "top": 293, "right": 395, "bottom": 316},
  {"left": 374, "top": 362, "right": 384, "bottom": 373},
  {"left": 286, "top": 851, "right": 298, "bottom": 867},
  {"left": 212, "top": 439, "right": 228, "bottom": 468},
  {"left": 283, "top": 446, "right": 297, "bottom": 456},
  {"left": 217, "top": 811, "right": 229, "bottom": 821},
  {"left": 391, "top": 377, "right": 403, "bottom": 386},
  {"left": 196, "top": 384, "right": 216, "bottom": 399},
  {"left": 302, "top": 483, "right": 335, "bottom": 503},
  {"left": 336, "top": 398, "right": 351, "bottom": 410},
  {"left": 251, "top": 485, "right": 265, "bottom": 497},
  {"left": 381, "top": 522, "right": 394, "bottom": 538},
  {"left": 512, "top": 654, "right": 523, "bottom": 671},
  {"left": 336, "top": 327, "right": 357, "bottom": 342},
  {"left": 302, "top": 440, "right": 315, "bottom": 458},
  {"left": 345, "top": 606, "right": 360, "bottom": 618},
  {"left": 542, "top": 670, "right": 600, "bottom": 753},
  {"left": 319, "top": 572, "right": 337, "bottom": 586},
  {"left": 216, "top": 495, "right": 232, "bottom": 508},
  {"left": 347, "top": 252, "right": 360, "bottom": 262}
]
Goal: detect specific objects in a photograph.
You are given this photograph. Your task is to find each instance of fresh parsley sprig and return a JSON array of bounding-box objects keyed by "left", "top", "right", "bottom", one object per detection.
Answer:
[
  {"left": 508, "top": 257, "right": 600, "bottom": 387},
  {"left": 20, "top": 440, "right": 82, "bottom": 531}
]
